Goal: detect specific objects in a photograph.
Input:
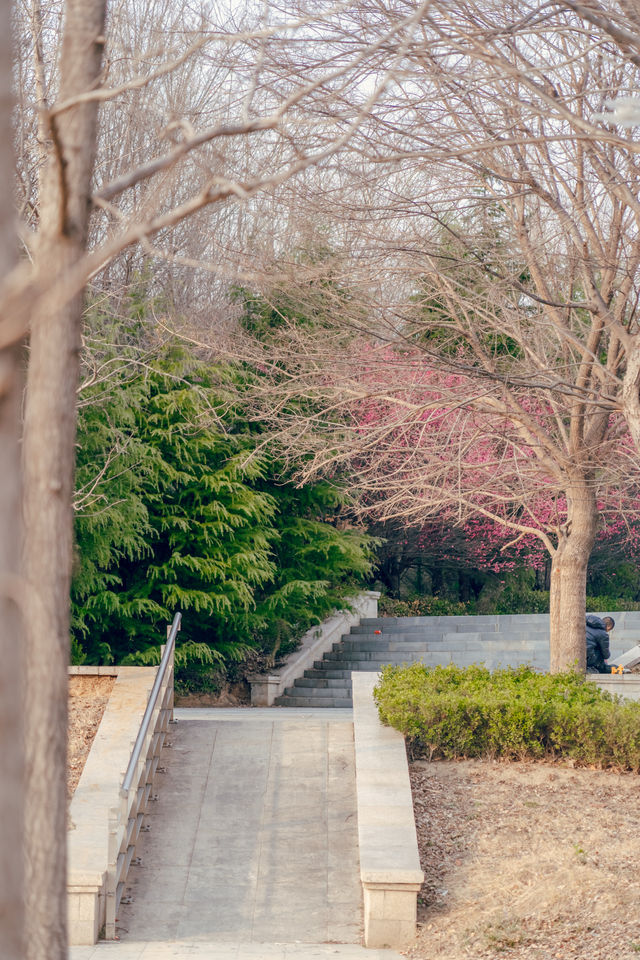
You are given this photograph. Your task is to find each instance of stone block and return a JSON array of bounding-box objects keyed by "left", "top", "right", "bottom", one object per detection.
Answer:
[
  {"left": 67, "top": 876, "right": 104, "bottom": 945},
  {"left": 249, "top": 675, "right": 281, "bottom": 706},
  {"left": 381, "top": 888, "right": 419, "bottom": 920},
  {"left": 364, "top": 914, "right": 417, "bottom": 950},
  {"left": 352, "top": 672, "right": 423, "bottom": 950}
]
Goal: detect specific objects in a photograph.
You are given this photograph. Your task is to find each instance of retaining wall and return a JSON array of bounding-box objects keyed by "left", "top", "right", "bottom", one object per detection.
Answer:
[
  {"left": 249, "top": 591, "right": 380, "bottom": 705},
  {"left": 352, "top": 672, "right": 423, "bottom": 948},
  {"left": 67, "top": 666, "right": 159, "bottom": 944}
]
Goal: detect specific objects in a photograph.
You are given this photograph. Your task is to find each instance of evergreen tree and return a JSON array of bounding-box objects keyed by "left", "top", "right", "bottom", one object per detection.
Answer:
[{"left": 72, "top": 334, "right": 374, "bottom": 679}]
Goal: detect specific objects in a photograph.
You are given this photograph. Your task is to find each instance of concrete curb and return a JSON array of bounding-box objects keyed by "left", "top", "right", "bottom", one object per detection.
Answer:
[
  {"left": 589, "top": 674, "right": 640, "bottom": 700},
  {"left": 71, "top": 940, "right": 407, "bottom": 958},
  {"left": 67, "top": 666, "right": 158, "bottom": 944},
  {"left": 352, "top": 672, "right": 423, "bottom": 949},
  {"left": 248, "top": 591, "right": 380, "bottom": 705},
  {"left": 69, "top": 666, "right": 119, "bottom": 675}
]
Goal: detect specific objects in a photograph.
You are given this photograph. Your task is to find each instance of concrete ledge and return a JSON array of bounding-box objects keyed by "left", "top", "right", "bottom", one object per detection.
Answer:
[
  {"left": 589, "top": 674, "right": 640, "bottom": 701},
  {"left": 67, "top": 666, "right": 158, "bottom": 944},
  {"left": 69, "top": 666, "right": 119, "bottom": 676},
  {"left": 249, "top": 591, "right": 380, "bottom": 706},
  {"left": 352, "top": 672, "right": 423, "bottom": 949}
]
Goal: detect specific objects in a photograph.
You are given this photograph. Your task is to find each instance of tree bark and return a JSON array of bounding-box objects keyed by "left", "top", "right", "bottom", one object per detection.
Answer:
[
  {"left": 622, "top": 340, "right": 640, "bottom": 453},
  {"left": 548, "top": 483, "right": 598, "bottom": 673},
  {"left": 0, "top": 345, "right": 24, "bottom": 960},
  {"left": 21, "top": 1, "right": 106, "bottom": 956},
  {"left": 0, "top": 0, "right": 24, "bottom": 952},
  {"left": 23, "top": 265, "right": 84, "bottom": 958}
]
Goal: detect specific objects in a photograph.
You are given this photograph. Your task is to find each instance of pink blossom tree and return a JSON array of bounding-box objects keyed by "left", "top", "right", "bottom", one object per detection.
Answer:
[
  {"left": 241, "top": 305, "right": 639, "bottom": 669},
  {"left": 235, "top": 0, "right": 640, "bottom": 670}
]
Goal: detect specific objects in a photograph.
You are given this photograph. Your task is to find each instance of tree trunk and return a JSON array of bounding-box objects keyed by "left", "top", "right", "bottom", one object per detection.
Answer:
[
  {"left": 548, "top": 483, "right": 598, "bottom": 673},
  {"left": 622, "top": 339, "right": 640, "bottom": 453},
  {"left": 22, "top": 269, "right": 84, "bottom": 957},
  {"left": 0, "top": 345, "right": 25, "bottom": 960},
  {"left": 0, "top": 0, "right": 24, "bottom": 950},
  {"left": 22, "top": 2, "right": 106, "bottom": 956}
]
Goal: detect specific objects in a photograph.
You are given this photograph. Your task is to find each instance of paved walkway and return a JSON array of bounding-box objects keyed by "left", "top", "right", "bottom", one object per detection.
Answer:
[
  {"left": 71, "top": 942, "right": 401, "bottom": 959},
  {"left": 71, "top": 708, "right": 403, "bottom": 959}
]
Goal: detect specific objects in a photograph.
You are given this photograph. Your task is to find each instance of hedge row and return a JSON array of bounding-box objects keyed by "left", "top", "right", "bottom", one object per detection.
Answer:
[
  {"left": 374, "top": 663, "right": 640, "bottom": 771},
  {"left": 377, "top": 594, "right": 640, "bottom": 619}
]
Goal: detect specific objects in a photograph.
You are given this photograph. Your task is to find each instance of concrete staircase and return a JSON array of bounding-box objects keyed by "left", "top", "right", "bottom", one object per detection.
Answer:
[{"left": 274, "top": 612, "right": 640, "bottom": 708}]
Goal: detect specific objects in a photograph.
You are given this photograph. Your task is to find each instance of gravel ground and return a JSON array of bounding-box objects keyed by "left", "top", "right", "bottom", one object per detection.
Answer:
[
  {"left": 406, "top": 757, "right": 640, "bottom": 960},
  {"left": 67, "top": 675, "right": 114, "bottom": 800}
]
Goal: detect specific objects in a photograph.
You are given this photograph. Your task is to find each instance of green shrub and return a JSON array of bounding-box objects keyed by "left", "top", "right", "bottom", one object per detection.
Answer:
[
  {"left": 374, "top": 662, "right": 640, "bottom": 771},
  {"left": 378, "top": 591, "right": 640, "bottom": 619},
  {"left": 492, "top": 587, "right": 550, "bottom": 615},
  {"left": 72, "top": 336, "right": 374, "bottom": 675},
  {"left": 378, "top": 595, "right": 474, "bottom": 618},
  {"left": 586, "top": 596, "right": 640, "bottom": 613}
]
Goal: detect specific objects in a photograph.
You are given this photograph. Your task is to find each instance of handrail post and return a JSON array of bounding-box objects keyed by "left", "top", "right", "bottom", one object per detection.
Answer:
[
  {"left": 122, "top": 612, "right": 181, "bottom": 794},
  {"left": 106, "top": 806, "right": 118, "bottom": 940},
  {"left": 166, "top": 621, "right": 176, "bottom": 722},
  {"left": 104, "top": 611, "right": 181, "bottom": 940}
]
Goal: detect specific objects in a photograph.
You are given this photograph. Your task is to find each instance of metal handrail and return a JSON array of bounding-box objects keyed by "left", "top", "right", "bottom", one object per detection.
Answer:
[{"left": 121, "top": 611, "right": 181, "bottom": 794}]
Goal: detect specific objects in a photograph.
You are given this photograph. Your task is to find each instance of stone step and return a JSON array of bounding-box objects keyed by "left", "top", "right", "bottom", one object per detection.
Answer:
[
  {"left": 351, "top": 624, "right": 496, "bottom": 635},
  {"left": 349, "top": 628, "right": 640, "bottom": 644},
  {"left": 360, "top": 614, "right": 497, "bottom": 627},
  {"left": 276, "top": 611, "right": 640, "bottom": 710},
  {"left": 349, "top": 626, "right": 551, "bottom": 638},
  {"left": 316, "top": 656, "right": 451, "bottom": 670},
  {"left": 316, "top": 656, "right": 550, "bottom": 672},
  {"left": 292, "top": 677, "right": 352, "bottom": 689},
  {"left": 283, "top": 684, "right": 352, "bottom": 698},
  {"left": 336, "top": 636, "right": 548, "bottom": 652},
  {"left": 275, "top": 694, "right": 354, "bottom": 708},
  {"left": 359, "top": 615, "right": 549, "bottom": 627},
  {"left": 328, "top": 647, "right": 547, "bottom": 663},
  {"left": 305, "top": 667, "right": 352, "bottom": 680},
  {"left": 358, "top": 613, "right": 640, "bottom": 629}
]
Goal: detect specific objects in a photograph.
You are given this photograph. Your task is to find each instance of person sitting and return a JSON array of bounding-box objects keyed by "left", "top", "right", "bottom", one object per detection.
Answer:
[{"left": 585, "top": 615, "right": 615, "bottom": 674}]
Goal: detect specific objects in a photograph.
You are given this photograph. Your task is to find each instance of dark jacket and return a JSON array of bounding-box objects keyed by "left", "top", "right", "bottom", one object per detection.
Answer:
[{"left": 586, "top": 615, "right": 610, "bottom": 671}]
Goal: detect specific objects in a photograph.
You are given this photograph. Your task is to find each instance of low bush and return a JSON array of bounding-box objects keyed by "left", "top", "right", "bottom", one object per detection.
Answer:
[
  {"left": 491, "top": 587, "right": 550, "bottom": 615},
  {"left": 378, "top": 592, "right": 640, "bottom": 619},
  {"left": 374, "top": 662, "right": 640, "bottom": 771},
  {"left": 586, "top": 596, "right": 640, "bottom": 613},
  {"left": 378, "top": 595, "right": 474, "bottom": 618}
]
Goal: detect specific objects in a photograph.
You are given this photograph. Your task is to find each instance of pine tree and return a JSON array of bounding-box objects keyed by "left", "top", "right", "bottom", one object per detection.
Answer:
[{"left": 72, "top": 332, "right": 374, "bottom": 682}]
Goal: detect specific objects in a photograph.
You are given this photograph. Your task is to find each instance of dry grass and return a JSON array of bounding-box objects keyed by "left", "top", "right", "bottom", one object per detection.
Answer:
[
  {"left": 67, "top": 675, "right": 114, "bottom": 800},
  {"left": 406, "top": 758, "right": 640, "bottom": 960}
]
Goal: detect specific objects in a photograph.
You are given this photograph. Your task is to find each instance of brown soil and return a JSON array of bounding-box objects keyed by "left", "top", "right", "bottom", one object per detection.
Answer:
[
  {"left": 67, "top": 675, "right": 115, "bottom": 800},
  {"left": 174, "top": 680, "right": 250, "bottom": 708},
  {"left": 406, "top": 758, "right": 640, "bottom": 960}
]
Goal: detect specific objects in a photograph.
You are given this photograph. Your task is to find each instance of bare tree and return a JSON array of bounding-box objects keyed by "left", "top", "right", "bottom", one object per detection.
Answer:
[
  {"left": 558, "top": 0, "right": 640, "bottom": 70},
  {"left": 20, "top": 1, "right": 108, "bottom": 953},
  {"left": 4, "top": 0, "right": 640, "bottom": 951},
  {"left": 393, "top": 1, "right": 640, "bottom": 669},
  {"left": 229, "top": 0, "right": 640, "bottom": 671},
  {"left": 0, "top": 0, "right": 24, "bottom": 950},
  {"left": 2, "top": 2, "right": 439, "bottom": 956}
]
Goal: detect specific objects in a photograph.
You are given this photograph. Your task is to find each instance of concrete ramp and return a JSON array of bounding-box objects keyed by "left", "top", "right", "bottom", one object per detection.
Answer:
[
  {"left": 105, "top": 708, "right": 363, "bottom": 945},
  {"left": 71, "top": 940, "right": 404, "bottom": 959}
]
